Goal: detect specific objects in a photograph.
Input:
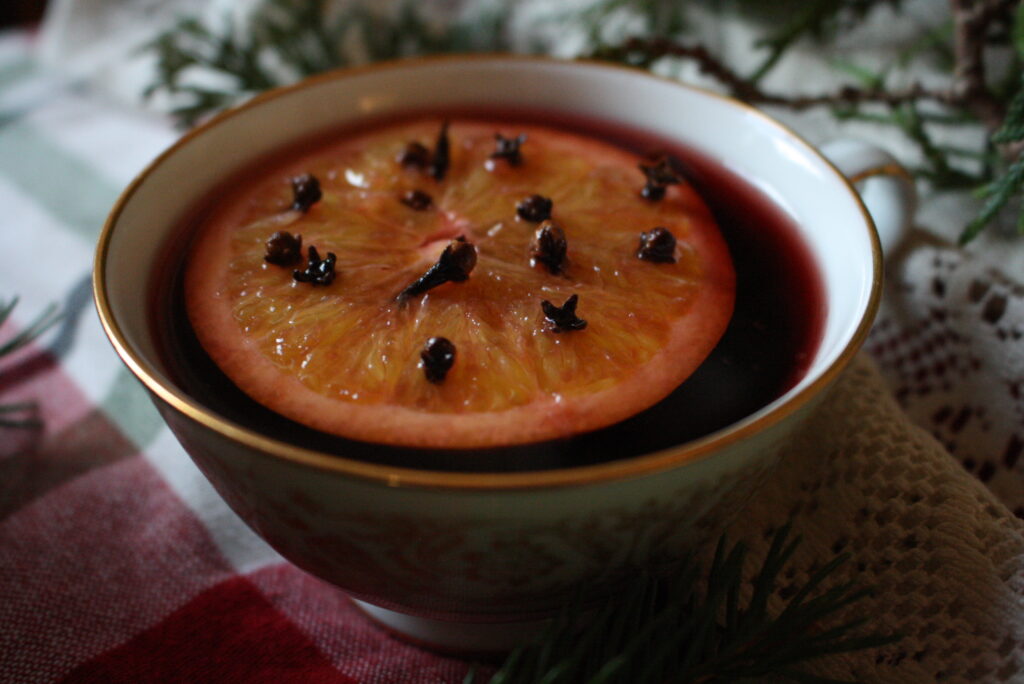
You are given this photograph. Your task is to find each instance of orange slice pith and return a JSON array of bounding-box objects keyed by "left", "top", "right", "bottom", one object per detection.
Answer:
[{"left": 185, "top": 119, "right": 735, "bottom": 449}]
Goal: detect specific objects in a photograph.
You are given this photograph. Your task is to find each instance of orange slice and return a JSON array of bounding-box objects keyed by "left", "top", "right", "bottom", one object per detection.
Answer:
[{"left": 185, "top": 119, "right": 735, "bottom": 448}]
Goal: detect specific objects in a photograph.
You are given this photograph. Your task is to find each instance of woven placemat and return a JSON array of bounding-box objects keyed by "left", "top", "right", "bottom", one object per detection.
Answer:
[{"left": 726, "top": 237, "right": 1024, "bottom": 683}]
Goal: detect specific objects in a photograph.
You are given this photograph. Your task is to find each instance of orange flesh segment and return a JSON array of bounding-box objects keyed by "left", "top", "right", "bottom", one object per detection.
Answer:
[{"left": 185, "top": 120, "right": 736, "bottom": 448}]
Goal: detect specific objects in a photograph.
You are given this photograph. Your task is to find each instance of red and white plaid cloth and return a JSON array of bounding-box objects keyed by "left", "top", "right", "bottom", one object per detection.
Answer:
[
  {"left": 0, "top": 31, "right": 481, "bottom": 683},
  {"left": 2, "top": 22, "right": 1024, "bottom": 682}
]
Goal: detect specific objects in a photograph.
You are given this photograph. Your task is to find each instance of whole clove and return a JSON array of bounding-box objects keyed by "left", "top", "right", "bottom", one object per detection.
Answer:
[
  {"left": 264, "top": 231, "right": 302, "bottom": 266},
  {"left": 530, "top": 221, "right": 567, "bottom": 274},
  {"left": 490, "top": 133, "right": 527, "bottom": 166},
  {"left": 397, "top": 237, "right": 477, "bottom": 302},
  {"left": 637, "top": 227, "right": 677, "bottom": 263},
  {"left": 398, "top": 142, "right": 431, "bottom": 169},
  {"left": 398, "top": 121, "right": 451, "bottom": 181},
  {"left": 541, "top": 294, "right": 587, "bottom": 333},
  {"left": 293, "top": 245, "right": 337, "bottom": 286},
  {"left": 401, "top": 189, "right": 433, "bottom": 210},
  {"left": 516, "top": 194, "right": 553, "bottom": 222},
  {"left": 291, "top": 174, "right": 322, "bottom": 212},
  {"left": 429, "top": 120, "right": 450, "bottom": 181},
  {"left": 420, "top": 336, "right": 456, "bottom": 384},
  {"left": 638, "top": 155, "right": 684, "bottom": 202}
]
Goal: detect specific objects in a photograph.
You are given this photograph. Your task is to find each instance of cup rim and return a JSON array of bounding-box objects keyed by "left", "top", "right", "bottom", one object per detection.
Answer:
[{"left": 93, "top": 54, "right": 882, "bottom": 492}]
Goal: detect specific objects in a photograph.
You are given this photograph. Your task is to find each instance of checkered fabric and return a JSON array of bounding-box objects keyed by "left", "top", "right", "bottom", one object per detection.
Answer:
[
  {"left": 2, "top": 27, "right": 1023, "bottom": 683},
  {"left": 0, "top": 32, "right": 476, "bottom": 684}
]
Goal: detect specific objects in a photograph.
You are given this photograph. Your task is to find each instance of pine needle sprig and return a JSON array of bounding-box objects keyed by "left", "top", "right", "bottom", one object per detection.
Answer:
[
  {"left": 956, "top": 4, "right": 1024, "bottom": 242},
  {"left": 772, "top": 1, "right": 907, "bottom": 62},
  {"left": 141, "top": 0, "right": 1024, "bottom": 241},
  {"left": 143, "top": 0, "right": 513, "bottom": 128},
  {"left": 959, "top": 67, "right": 1024, "bottom": 244},
  {"left": 585, "top": 0, "right": 1020, "bottom": 242},
  {"left": 143, "top": 15, "right": 280, "bottom": 127},
  {"left": 474, "top": 525, "right": 898, "bottom": 684},
  {"left": 961, "top": 154, "right": 1024, "bottom": 243},
  {"left": 0, "top": 298, "right": 60, "bottom": 358},
  {"left": 0, "top": 298, "right": 61, "bottom": 428},
  {"left": 747, "top": 1, "right": 898, "bottom": 85}
]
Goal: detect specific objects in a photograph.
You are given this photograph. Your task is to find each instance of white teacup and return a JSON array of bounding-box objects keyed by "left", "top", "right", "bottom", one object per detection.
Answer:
[{"left": 95, "top": 56, "right": 912, "bottom": 651}]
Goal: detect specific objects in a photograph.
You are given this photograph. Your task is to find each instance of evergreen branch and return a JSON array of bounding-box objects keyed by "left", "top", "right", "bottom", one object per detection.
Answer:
[
  {"left": 992, "top": 75, "right": 1024, "bottom": 143},
  {"left": 0, "top": 418, "right": 42, "bottom": 428},
  {"left": 591, "top": 35, "right": 978, "bottom": 113},
  {"left": 142, "top": 0, "right": 1024, "bottom": 242},
  {"left": 0, "top": 403, "right": 45, "bottom": 429},
  {"left": 750, "top": 1, "right": 839, "bottom": 84},
  {"left": 0, "top": 298, "right": 60, "bottom": 429},
  {"left": 893, "top": 103, "right": 976, "bottom": 187},
  {"left": 961, "top": 153, "right": 1024, "bottom": 243},
  {"left": 0, "top": 297, "right": 19, "bottom": 328},
  {"left": 143, "top": 0, "right": 513, "bottom": 128},
  {"left": 587, "top": 0, "right": 1020, "bottom": 241},
  {"left": 959, "top": 64, "right": 1024, "bottom": 243},
  {"left": 0, "top": 300, "right": 60, "bottom": 358},
  {"left": 477, "top": 525, "right": 898, "bottom": 684}
]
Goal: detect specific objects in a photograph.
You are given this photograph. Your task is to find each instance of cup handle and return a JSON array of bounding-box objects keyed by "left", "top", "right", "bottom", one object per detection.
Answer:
[{"left": 819, "top": 139, "right": 917, "bottom": 256}]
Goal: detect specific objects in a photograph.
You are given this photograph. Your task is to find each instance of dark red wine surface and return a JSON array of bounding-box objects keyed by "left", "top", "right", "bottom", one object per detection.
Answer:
[{"left": 151, "top": 108, "right": 825, "bottom": 472}]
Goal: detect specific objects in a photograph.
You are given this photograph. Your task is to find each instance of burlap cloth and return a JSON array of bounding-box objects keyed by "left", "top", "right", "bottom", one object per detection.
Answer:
[
  {"left": 727, "top": 238, "right": 1024, "bottom": 682},
  {"left": 678, "top": 5, "right": 1024, "bottom": 677},
  {"left": 13, "top": 1, "right": 1024, "bottom": 681},
  {"left": 736, "top": 360, "right": 1024, "bottom": 682}
]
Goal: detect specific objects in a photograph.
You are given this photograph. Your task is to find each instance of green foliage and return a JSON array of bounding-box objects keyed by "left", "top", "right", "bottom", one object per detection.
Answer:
[
  {"left": 0, "top": 298, "right": 60, "bottom": 428},
  {"left": 141, "top": 1, "right": 1023, "bottom": 236},
  {"left": 746, "top": 0, "right": 906, "bottom": 84},
  {"left": 472, "top": 525, "right": 897, "bottom": 684},
  {"left": 959, "top": 9, "right": 1024, "bottom": 245},
  {"left": 555, "top": 0, "right": 691, "bottom": 48},
  {"left": 1014, "top": 1, "right": 1024, "bottom": 58},
  {"left": 961, "top": 74, "right": 1024, "bottom": 244},
  {"left": 835, "top": 101, "right": 986, "bottom": 190},
  {"left": 589, "top": 0, "right": 1019, "bottom": 243},
  {"left": 144, "top": 0, "right": 512, "bottom": 127}
]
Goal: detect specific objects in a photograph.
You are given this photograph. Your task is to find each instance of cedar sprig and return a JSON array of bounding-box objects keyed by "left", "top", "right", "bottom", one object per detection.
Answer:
[
  {"left": 585, "top": 0, "right": 1022, "bottom": 243},
  {"left": 0, "top": 298, "right": 61, "bottom": 428},
  {"left": 143, "top": 0, "right": 512, "bottom": 128},
  {"left": 142, "top": 0, "right": 1024, "bottom": 243},
  {"left": 470, "top": 525, "right": 898, "bottom": 684},
  {"left": 746, "top": 0, "right": 907, "bottom": 84},
  {"left": 960, "top": 70, "right": 1024, "bottom": 243}
]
